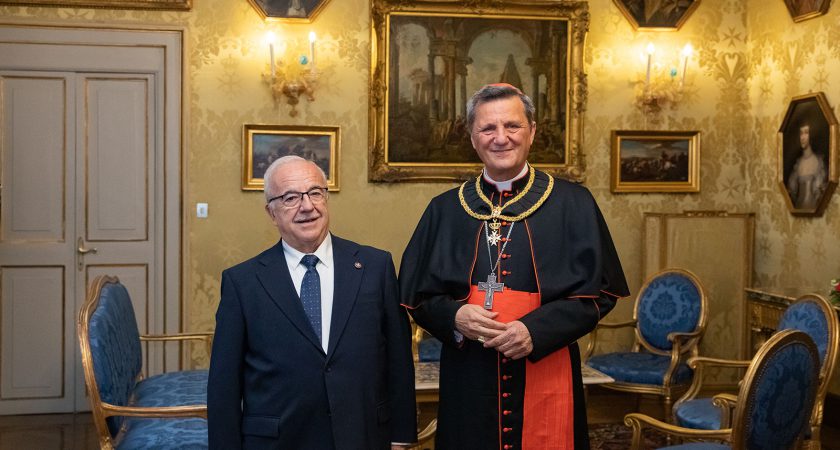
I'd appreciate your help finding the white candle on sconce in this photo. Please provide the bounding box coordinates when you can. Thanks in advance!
[309,31,316,65]
[266,31,277,79]
[680,43,693,88]
[645,43,655,90]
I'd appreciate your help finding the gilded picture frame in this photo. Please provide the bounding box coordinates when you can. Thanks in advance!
[369,0,589,182]
[784,0,831,23]
[0,0,190,9]
[613,0,701,31]
[242,124,340,191]
[610,130,700,193]
[777,92,838,216]
[247,0,332,22]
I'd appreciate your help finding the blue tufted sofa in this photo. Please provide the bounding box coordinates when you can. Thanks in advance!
[78,275,211,449]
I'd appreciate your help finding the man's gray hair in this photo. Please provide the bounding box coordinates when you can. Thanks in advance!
[466,84,536,132]
[263,155,328,202]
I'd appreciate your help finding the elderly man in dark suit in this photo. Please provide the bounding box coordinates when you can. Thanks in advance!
[208,156,417,449]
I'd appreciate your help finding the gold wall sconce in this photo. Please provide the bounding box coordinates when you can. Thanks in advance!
[636,42,693,116]
[262,30,319,117]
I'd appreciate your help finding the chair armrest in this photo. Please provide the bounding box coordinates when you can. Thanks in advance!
[101,403,207,419]
[712,393,738,411]
[140,332,213,352]
[140,332,213,342]
[582,319,637,360]
[624,413,731,450]
[673,356,750,413]
[712,393,739,428]
[687,356,750,370]
[417,418,436,444]
[667,330,702,344]
[597,319,637,329]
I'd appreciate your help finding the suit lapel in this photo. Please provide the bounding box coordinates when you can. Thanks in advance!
[256,241,324,354]
[326,236,364,359]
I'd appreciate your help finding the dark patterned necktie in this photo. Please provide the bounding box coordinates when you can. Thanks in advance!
[300,254,321,343]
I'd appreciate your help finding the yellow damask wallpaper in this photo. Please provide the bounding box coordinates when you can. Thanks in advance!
[1,0,837,376]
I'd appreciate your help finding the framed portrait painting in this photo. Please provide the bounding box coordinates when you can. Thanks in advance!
[778,92,838,216]
[247,0,332,21]
[369,0,589,182]
[242,124,340,191]
[784,0,831,22]
[613,0,701,30]
[610,130,700,193]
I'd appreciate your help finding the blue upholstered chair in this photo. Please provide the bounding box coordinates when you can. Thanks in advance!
[624,329,820,450]
[78,275,211,449]
[672,294,837,448]
[584,269,708,419]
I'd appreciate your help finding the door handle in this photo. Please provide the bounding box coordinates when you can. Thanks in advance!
[77,237,98,255]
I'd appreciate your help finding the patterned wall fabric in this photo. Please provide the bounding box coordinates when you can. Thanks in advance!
[1,0,837,376]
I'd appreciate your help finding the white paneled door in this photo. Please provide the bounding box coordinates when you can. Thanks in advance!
[0,26,183,415]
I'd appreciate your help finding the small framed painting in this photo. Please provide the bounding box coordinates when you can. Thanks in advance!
[610,130,700,193]
[242,124,339,191]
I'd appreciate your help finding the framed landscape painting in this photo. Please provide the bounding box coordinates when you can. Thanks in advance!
[610,130,700,193]
[242,124,340,191]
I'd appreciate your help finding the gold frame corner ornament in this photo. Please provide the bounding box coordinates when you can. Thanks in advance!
[368,0,589,183]
[242,123,340,192]
[0,0,191,10]
[610,129,701,194]
[777,91,838,217]
[612,0,700,31]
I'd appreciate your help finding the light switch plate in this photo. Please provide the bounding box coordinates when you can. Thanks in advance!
[196,203,208,218]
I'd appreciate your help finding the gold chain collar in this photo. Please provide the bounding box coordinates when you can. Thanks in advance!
[458,167,554,222]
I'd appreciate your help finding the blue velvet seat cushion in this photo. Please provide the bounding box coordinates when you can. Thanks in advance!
[587,352,693,385]
[675,398,721,429]
[117,417,207,449]
[418,337,442,362]
[658,444,729,449]
[132,370,209,407]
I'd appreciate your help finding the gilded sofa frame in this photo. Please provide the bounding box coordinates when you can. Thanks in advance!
[78,275,213,449]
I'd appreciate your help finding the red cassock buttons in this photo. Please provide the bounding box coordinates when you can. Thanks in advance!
[503,410,512,415]
[503,427,512,433]
[502,393,510,398]
[504,445,513,449]
[501,357,509,363]
[501,254,510,259]
[501,221,509,226]
[502,270,511,276]
[502,375,512,380]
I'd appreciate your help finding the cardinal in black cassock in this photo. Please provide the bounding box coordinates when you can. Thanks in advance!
[399,84,629,450]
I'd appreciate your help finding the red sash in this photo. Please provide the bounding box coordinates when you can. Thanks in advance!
[468,286,574,450]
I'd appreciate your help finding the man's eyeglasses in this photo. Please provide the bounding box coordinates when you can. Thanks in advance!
[267,187,328,208]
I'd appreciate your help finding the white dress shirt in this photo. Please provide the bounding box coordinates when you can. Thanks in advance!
[282,234,335,351]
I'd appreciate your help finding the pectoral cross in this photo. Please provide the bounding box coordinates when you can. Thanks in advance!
[478,273,504,310]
